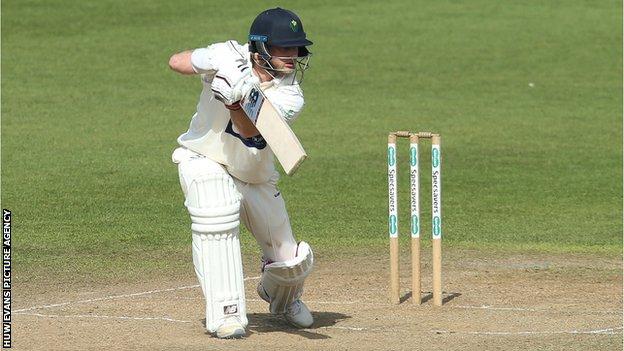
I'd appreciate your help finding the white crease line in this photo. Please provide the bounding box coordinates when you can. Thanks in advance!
[317,325,368,331]
[15,312,192,323]
[14,276,261,313]
[15,312,622,336]
[247,298,374,305]
[157,296,380,308]
[15,279,620,319]
[451,305,621,314]
[163,296,378,305]
[452,305,539,312]
[432,327,624,336]
[163,297,622,315]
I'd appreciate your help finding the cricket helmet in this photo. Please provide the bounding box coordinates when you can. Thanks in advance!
[249,7,313,58]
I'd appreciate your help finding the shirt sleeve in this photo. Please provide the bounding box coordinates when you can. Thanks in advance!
[263,84,305,124]
[191,41,238,74]
[190,47,216,74]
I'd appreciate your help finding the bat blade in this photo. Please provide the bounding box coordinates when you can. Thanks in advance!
[241,85,307,175]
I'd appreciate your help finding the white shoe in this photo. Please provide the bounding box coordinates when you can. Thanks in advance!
[284,300,313,328]
[215,316,246,339]
[258,282,313,328]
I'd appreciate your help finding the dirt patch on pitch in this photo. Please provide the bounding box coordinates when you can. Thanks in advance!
[12,249,623,350]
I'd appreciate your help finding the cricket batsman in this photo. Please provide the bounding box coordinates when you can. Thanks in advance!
[168,8,314,339]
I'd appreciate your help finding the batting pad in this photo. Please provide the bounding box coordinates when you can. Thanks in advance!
[186,172,247,333]
[192,231,247,332]
[260,241,314,314]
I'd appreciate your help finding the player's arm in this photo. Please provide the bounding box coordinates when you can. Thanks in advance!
[229,109,260,138]
[169,47,218,75]
[168,50,196,75]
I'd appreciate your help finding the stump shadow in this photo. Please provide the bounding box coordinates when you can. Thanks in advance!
[401,291,462,305]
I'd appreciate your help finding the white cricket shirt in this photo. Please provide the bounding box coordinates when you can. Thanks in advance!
[177,41,305,184]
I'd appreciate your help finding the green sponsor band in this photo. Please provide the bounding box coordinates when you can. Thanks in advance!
[410,215,419,235]
[432,148,440,167]
[387,146,396,166]
[409,146,417,166]
[389,215,397,235]
[433,216,441,237]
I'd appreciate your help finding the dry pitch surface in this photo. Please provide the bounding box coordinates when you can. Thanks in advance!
[13,249,623,350]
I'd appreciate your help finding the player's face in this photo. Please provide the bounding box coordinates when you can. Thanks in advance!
[268,46,298,72]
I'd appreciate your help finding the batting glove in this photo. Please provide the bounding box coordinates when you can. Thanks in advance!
[211,70,246,105]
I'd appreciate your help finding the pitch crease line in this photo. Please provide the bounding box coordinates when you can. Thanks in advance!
[452,305,539,312]
[14,276,261,313]
[15,312,192,323]
[451,305,621,314]
[16,313,620,335]
[164,297,623,315]
[432,326,623,335]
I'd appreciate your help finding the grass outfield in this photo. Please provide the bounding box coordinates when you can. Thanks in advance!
[2,0,621,279]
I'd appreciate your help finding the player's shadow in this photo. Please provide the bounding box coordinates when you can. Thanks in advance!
[247,311,350,339]
[202,311,351,339]
[400,291,461,304]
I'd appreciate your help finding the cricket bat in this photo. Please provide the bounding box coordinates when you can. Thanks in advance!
[240,84,307,176]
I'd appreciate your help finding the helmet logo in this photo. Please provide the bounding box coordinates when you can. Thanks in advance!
[249,34,268,42]
[290,20,298,32]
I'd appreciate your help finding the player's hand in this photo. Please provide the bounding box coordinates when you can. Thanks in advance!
[212,71,259,110]
[232,75,260,102]
[211,40,262,109]
[211,67,248,106]
[212,73,259,110]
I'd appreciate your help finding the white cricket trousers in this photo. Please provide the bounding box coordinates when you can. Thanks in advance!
[172,147,298,262]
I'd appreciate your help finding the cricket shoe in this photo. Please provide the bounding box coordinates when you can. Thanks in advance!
[215,316,246,339]
[256,282,313,328]
[284,299,313,328]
